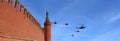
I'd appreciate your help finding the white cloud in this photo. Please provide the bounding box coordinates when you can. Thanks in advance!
[109,13,120,22]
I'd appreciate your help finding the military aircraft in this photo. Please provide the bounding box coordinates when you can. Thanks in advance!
[80,25,86,29]
[76,30,80,32]
[71,34,74,37]
[64,23,69,25]
[53,22,57,24]
[76,25,86,29]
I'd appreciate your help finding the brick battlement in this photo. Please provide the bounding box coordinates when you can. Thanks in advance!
[0,0,45,41]
[0,0,40,27]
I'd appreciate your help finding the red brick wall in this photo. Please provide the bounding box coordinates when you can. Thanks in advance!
[0,1,44,41]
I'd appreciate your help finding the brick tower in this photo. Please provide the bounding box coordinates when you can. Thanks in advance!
[44,10,51,41]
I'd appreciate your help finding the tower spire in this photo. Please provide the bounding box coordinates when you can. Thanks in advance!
[46,10,49,21]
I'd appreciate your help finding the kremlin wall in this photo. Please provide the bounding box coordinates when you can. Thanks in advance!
[0,0,51,41]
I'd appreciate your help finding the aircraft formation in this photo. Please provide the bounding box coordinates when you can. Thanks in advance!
[52,21,86,37]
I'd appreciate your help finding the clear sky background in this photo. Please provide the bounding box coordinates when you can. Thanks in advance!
[19,0,120,41]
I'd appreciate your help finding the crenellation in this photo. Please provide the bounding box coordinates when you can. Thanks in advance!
[27,12,30,17]
[31,16,35,23]
[8,0,14,5]
[33,18,36,23]
[29,14,33,20]
[28,13,32,19]
[1,0,5,3]
[24,8,27,15]
[34,19,37,25]
[24,6,41,27]
[37,21,40,26]
[32,17,40,27]
[27,12,31,19]
[14,0,20,9]
[27,12,34,22]
[0,0,41,27]
[20,4,24,13]
[35,19,40,27]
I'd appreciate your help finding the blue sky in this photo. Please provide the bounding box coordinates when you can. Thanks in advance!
[19,0,120,41]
